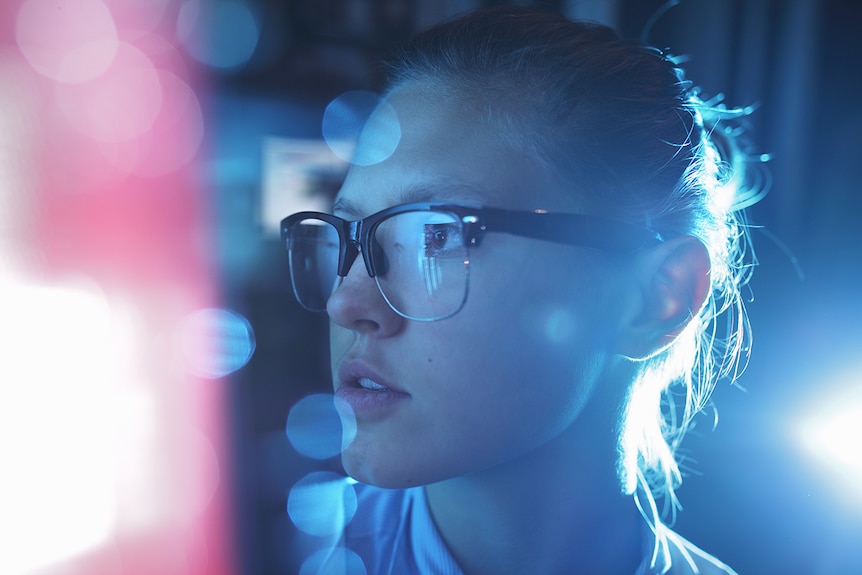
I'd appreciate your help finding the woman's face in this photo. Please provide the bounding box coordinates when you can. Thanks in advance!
[328,82,624,488]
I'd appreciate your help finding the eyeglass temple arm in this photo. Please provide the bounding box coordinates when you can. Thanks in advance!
[478,207,663,251]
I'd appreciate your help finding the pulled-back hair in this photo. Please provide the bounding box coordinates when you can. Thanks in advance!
[386,5,762,536]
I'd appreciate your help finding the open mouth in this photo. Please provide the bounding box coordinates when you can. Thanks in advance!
[335,364,408,417]
[357,377,389,392]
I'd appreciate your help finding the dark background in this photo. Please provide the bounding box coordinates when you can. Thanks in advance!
[212,1,862,573]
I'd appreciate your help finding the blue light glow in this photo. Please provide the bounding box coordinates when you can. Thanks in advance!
[286,393,355,460]
[300,547,367,575]
[287,471,357,537]
[322,91,401,166]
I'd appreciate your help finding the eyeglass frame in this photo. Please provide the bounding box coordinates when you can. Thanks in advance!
[280,201,664,320]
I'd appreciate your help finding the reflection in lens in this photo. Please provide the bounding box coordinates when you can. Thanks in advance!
[322,91,400,166]
[374,211,469,320]
[287,472,357,537]
[289,219,339,312]
[286,393,355,460]
[300,547,367,575]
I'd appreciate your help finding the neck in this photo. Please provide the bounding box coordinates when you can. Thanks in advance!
[424,372,646,575]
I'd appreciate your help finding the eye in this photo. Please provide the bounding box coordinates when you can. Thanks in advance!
[427,225,448,248]
[423,223,461,256]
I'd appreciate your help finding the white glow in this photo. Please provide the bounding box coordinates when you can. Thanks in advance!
[801,386,862,498]
[812,406,862,471]
[16,0,118,84]
[0,282,117,573]
[0,281,172,574]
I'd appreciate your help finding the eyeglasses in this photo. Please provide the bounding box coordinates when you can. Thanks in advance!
[280,202,663,322]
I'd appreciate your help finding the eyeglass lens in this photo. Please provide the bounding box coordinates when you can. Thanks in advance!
[287,210,470,320]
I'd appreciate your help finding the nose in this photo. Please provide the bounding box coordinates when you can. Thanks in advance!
[326,255,405,336]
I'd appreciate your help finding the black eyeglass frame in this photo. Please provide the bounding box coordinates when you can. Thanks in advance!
[280,201,663,282]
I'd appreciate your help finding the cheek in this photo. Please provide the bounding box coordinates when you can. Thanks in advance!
[445,258,616,431]
[423,297,608,460]
[468,253,614,366]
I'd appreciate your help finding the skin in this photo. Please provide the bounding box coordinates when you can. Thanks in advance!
[326,80,710,574]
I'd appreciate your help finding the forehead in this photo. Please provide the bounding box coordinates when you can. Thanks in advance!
[333,81,579,217]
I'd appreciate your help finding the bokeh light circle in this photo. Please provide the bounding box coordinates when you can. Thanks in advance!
[16,0,118,84]
[287,472,357,537]
[55,43,162,143]
[111,71,204,177]
[286,393,356,460]
[111,0,174,38]
[519,304,579,347]
[299,547,367,575]
[322,91,401,166]
[177,0,260,70]
[540,308,576,345]
[181,308,256,379]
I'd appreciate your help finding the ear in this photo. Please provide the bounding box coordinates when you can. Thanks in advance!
[616,236,711,360]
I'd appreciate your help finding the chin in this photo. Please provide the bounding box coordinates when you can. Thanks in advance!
[341,450,391,487]
[341,450,439,489]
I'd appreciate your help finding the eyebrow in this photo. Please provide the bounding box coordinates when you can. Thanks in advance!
[331,197,362,217]
[332,182,492,219]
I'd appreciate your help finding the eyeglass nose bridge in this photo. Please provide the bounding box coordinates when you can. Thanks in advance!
[336,219,377,278]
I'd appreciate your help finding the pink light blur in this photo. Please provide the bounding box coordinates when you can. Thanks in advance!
[2,1,234,574]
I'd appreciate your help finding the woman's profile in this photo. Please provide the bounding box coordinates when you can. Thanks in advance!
[282,5,760,574]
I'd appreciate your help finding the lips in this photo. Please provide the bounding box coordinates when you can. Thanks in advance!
[337,359,404,393]
[335,359,409,418]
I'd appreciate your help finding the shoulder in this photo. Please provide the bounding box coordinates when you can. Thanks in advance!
[663,530,739,575]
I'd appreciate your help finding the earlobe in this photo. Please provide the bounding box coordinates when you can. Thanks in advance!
[616,236,711,360]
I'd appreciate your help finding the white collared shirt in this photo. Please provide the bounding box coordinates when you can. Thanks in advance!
[297,481,739,575]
